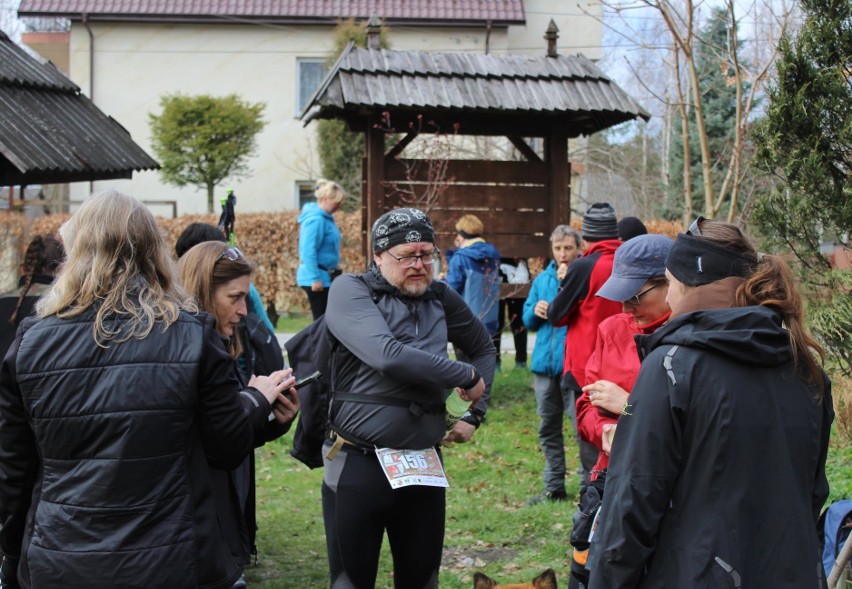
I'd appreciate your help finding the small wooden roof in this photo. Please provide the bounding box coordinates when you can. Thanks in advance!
[0,31,158,185]
[302,43,650,137]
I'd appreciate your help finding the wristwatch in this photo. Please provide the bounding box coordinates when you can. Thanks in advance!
[460,409,483,429]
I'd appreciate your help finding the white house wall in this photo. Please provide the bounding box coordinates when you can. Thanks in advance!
[64,1,602,214]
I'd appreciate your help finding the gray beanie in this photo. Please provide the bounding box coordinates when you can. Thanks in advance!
[582,203,619,241]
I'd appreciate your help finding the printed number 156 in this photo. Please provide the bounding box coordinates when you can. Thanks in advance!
[400,453,427,470]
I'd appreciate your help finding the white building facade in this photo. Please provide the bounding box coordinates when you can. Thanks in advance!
[20,1,602,214]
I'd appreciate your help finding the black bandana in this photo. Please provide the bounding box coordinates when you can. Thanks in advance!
[666,233,756,286]
[457,229,480,240]
[371,208,435,253]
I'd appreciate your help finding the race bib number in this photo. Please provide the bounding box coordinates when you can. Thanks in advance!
[375,447,449,489]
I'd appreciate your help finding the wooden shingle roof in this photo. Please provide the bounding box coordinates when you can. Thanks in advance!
[18,0,525,26]
[303,44,650,137]
[0,31,158,186]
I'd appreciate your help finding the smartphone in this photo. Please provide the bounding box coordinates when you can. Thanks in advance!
[269,370,322,422]
[292,370,322,390]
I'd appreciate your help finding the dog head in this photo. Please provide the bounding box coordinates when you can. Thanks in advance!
[473,568,557,589]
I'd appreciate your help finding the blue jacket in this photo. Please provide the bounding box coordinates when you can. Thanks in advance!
[446,239,501,335]
[296,202,341,287]
[522,260,566,377]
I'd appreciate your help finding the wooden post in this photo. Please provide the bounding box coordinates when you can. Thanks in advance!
[364,114,385,262]
[546,128,570,228]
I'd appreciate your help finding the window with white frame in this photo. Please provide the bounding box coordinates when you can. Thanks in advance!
[296,181,315,210]
[297,59,327,115]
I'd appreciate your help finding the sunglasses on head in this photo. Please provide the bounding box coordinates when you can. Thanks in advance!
[216,246,243,262]
[686,216,713,237]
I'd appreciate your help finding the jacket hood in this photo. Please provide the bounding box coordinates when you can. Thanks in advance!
[298,201,331,223]
[455,240,501,262]
[637,305,792,367]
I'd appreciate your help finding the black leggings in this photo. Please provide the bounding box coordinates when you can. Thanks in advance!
[322,445,445,589]
[302,286,329,320]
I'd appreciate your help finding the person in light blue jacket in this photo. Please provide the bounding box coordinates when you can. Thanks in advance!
[522,224,583,505]
[296,179,345,319]
[446,214,502,337]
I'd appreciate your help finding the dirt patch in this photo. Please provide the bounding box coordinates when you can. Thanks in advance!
[441,544,518,571]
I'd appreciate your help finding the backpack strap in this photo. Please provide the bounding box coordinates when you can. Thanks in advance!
[332,392,444,416]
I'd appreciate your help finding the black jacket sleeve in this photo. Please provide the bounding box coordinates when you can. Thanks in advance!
[196,316,273,470]
[812,373,834,522]
[0,322,38,561]
[546,253,596,327]
[588,349,682,588]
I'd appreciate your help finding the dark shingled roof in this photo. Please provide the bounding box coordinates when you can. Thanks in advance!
[0,31,158,186]
[18,0,525,26]
[302,45,650,137]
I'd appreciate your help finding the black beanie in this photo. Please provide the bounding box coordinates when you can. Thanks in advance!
[617,216,648,241]
[582,203,618,241]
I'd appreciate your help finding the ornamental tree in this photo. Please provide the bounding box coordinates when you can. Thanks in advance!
[149,94,266,213]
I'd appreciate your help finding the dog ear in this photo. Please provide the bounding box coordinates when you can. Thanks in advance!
[473,571,497,589]
[533,568,558,589]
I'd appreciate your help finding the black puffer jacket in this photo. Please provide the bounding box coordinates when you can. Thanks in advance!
[589,305,833,589]
[0,309,274,589]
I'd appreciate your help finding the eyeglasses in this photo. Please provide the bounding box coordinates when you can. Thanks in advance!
[625,283,660,306]
[383,248,441,268]
[686,216,711,237]
[216,246,243,262]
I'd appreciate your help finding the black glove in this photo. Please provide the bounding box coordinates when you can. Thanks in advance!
[0,556,19,589]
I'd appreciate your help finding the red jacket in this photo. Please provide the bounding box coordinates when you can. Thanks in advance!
[577,311,670,479]
[546,239,622,388]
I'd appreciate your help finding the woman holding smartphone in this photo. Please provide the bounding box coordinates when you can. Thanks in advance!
[0,192,294,589]
[179,241,300,589]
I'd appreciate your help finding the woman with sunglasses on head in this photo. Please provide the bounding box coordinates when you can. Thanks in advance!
[567,234,673,589]
[179,242,300,589]
[0,192,295,589]
[589,218,833,589]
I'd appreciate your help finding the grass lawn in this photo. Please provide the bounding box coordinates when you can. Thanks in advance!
[275,313,313,334]
[247,364,852,588]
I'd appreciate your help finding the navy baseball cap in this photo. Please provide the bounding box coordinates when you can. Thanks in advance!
[597,234,674,302]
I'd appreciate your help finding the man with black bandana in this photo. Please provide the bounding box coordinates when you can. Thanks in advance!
[320,208,496,589]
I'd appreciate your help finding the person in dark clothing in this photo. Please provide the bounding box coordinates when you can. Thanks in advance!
[0,235,63,358]
[322,208,496,589]
[179,242,299,589]
[0,191,295,589]
[589,218,833,589]
[547,203,622,484]
[218,188,237,242]
[496,257,530,369]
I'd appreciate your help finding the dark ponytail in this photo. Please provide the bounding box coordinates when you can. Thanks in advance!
[9,235,64,326]
[698,221,825,396]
